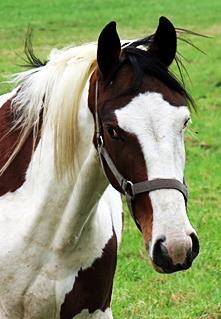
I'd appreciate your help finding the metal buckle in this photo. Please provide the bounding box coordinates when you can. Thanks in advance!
[97,135,103,148]
[122,180,134,199]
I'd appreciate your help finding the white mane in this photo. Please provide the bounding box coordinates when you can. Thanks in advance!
[1,43,97,178]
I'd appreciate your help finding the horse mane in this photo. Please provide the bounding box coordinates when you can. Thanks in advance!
[22,30,47,68]
[1,41,97,179]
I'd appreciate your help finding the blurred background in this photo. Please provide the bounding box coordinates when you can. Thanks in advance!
[0,1,220,318]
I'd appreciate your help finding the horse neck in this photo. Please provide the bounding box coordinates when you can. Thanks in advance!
[18,82,108,250]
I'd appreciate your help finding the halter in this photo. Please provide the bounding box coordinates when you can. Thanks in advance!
[94,81,188,231]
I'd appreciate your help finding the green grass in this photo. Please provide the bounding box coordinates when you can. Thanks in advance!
[0,1,221,318]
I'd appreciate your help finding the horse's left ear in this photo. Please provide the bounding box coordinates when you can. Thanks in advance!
[149,16,177,67]
[97,21,121,79]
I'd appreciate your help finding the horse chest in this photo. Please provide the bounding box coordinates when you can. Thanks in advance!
[0,191,117,319]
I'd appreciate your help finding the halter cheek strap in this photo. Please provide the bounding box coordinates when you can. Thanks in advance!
[94,81,188,231]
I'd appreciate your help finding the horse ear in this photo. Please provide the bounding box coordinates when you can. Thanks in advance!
[97,21,121,79]
[149,16,177,67]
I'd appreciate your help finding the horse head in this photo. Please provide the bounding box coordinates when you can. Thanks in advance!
[89,17,199,274]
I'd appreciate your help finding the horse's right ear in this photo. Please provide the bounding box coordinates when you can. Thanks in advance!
[148,16,177,67]
[97,21,121,79]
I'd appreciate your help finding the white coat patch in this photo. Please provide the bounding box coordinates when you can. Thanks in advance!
[0,88,18,108]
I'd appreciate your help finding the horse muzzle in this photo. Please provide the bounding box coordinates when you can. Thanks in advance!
[150,232,199,274]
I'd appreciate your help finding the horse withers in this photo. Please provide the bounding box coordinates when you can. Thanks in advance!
[0,17,199,318]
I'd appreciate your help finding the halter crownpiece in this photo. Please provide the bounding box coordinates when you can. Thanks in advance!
[94,81,188,230]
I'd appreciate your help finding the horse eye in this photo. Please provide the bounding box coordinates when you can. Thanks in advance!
[107,127,120,139]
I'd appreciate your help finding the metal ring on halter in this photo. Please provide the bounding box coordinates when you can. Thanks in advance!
[97,135,104,147]
[121,180,135,199]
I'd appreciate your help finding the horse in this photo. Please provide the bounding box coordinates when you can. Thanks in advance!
[0,16,199,319]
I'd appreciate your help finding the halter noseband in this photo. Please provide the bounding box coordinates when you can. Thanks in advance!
[94,81,188,231]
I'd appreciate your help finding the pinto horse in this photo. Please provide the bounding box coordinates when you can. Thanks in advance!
[0,17,199,319]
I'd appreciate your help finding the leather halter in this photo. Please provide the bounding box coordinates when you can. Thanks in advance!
[94,81,188,231]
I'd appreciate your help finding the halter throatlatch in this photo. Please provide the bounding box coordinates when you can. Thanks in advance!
[94,81,188,231]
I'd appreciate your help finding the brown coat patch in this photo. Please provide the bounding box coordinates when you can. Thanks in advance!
[60,232,117,318]
[0,99,39,196]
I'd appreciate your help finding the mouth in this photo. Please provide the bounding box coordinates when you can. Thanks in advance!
[151,258,193,274]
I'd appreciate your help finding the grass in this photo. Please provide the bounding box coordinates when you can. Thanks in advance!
[0,1,221,318]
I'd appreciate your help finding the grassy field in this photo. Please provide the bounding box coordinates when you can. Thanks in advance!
[0,1,221,318]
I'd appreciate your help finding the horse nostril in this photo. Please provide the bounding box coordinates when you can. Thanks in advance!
[190,233,200,259]
[152,236,171,269]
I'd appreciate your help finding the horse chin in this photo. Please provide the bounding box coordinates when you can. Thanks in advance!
[151,261,175,274]
[151,262,165,273]
[150,258,193,274]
